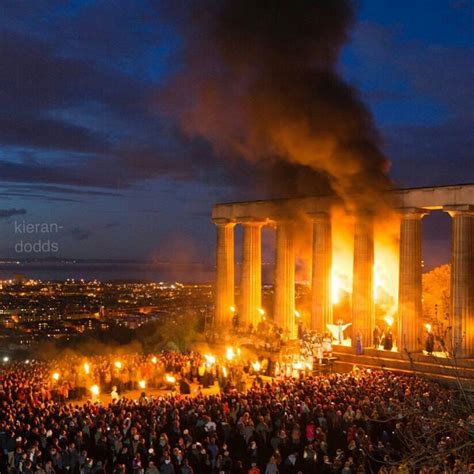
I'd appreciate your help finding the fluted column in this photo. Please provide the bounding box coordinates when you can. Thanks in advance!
[240,221,263,331]
[310,212,333,333]
[398,208,426,352]
[447,206,474,357]
[213,219,235,327]
[352,212,374,348]
[274,221,296,339]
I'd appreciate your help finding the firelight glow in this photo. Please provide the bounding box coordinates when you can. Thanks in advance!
[384,315,394,327]
[226,347,235,361]
[165,374,176,384]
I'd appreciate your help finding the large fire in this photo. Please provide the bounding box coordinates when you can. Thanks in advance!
[329,208,400,319]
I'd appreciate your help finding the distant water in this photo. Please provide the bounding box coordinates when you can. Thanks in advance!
[0,262,215,283]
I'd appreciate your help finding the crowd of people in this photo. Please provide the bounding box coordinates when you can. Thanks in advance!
[0,352,472,474]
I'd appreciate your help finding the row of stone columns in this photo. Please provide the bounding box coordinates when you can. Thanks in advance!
[214,205,474,356]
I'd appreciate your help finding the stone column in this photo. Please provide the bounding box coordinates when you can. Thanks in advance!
[240,221,263,331]
[447,206,474,357]
[398,208,426,352]
[213,219,235,327]
[310,212,333,333]
[274,221,296,339]
[352,212,374,348]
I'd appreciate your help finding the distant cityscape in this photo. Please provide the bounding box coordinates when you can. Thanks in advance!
[0,276,213,350]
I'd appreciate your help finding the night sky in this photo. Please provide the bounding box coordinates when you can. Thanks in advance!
[0,0,472,269]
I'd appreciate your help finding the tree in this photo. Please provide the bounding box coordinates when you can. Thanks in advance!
[422,263,450,333]
[139,311,199,353]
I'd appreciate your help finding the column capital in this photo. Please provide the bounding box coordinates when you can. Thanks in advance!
[272,213,296,224]
[397,207,429,219]
[236,217,266,226]
[443,205,474,218]
[212,218,235,226]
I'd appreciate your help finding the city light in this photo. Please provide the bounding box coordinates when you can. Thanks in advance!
[3,356,9,363]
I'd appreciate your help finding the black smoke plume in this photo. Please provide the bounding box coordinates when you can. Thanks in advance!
[162,0,391,206]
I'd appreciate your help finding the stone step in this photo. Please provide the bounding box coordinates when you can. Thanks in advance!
[332,345,474,368]
[332,353,474,389]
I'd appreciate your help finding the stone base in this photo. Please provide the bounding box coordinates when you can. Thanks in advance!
[332,345,474,388]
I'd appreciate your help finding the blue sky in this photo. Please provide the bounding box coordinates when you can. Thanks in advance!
[0,0,472,269]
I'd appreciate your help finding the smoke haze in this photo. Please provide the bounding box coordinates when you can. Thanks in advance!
[162,0,392,206]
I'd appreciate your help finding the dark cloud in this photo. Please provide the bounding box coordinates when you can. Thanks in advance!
[0,26,204,193]
[104,222,119,229]
[0,208,27,219]
[0,117,106,153]
[386,118,474,187]
[0,191,82,203]
[349,21,474,186]
[0,184,123,198]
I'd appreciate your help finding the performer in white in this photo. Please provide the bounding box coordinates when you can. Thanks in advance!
[326,321,351,345]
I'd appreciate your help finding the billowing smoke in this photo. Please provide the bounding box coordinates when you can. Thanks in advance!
[162,0,391,206]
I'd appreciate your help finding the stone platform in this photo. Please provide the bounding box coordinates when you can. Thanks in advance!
[331,345,474,388]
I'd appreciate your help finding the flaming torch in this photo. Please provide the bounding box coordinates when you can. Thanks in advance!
[138,380,146,389]
[114,361,122,370]
[52,372,60,381]
[83,362,90,375]
[226,347,235,361]
[165,374,176,383]
[204,354,216,366]
[251,361,261,373]
[90,385,100,396]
